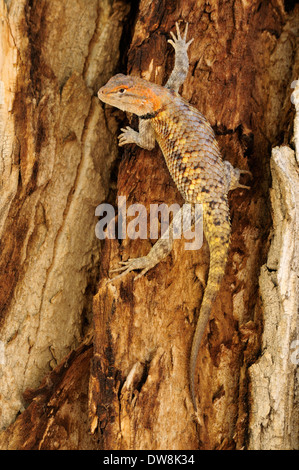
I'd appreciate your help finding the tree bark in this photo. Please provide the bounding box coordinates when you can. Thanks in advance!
[0,0,130,448]
[0,0,298,450]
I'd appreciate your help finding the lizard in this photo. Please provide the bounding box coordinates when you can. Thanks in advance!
[97,22,251,416]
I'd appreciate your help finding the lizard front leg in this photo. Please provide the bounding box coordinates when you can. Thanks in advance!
[118,117,156,150]
[165,22,194,93]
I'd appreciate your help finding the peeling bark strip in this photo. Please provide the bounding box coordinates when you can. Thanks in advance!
[0,0,298,451]
[249,143,299,450]
[247,77,299,451]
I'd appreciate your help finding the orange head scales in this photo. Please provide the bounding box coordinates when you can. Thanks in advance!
[98,74,171,117]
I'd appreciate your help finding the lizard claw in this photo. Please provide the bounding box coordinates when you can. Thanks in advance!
[239,169,252,178]
[168,21,194,51]
[108,256,152,283]
[235,169,252,190]
[118,126,137,146]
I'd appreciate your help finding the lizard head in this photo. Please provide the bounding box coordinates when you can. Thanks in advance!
[98,74,168,116]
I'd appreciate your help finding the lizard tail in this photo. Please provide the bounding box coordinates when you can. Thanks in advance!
[189,204,230,413]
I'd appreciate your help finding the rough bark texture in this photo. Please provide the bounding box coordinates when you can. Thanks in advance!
[0,0,298,451]
[249,144,299,450]
[248,79,299,449]
[0,0,130,445]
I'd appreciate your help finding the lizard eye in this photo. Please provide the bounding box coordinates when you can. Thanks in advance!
[119,88,126,94]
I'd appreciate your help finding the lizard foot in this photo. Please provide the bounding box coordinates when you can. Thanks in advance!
[168,21,194,53]
[108,255,155,283]
[118,126,138,146]
[235,169,252,189]
[224,161,252,191]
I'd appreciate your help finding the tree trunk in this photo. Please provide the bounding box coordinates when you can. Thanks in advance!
[0,0,298,450]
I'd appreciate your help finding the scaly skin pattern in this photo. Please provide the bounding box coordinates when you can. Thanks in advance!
[98,23,250,417]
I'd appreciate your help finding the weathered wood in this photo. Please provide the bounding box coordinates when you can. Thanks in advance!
[0,333,96,450]
[0,0,298,450]
[249,92,299,450]
[0,0,130,432]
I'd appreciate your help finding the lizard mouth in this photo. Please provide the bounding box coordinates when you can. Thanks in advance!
[97,87,114,106]
[97,85,113,98]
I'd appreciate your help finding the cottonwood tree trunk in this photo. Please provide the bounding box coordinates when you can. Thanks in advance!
[0,0,298,450]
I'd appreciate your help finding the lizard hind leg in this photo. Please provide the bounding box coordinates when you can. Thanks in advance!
[108,255,154,282]
[107,237,172,283]
[107,216,177,283]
